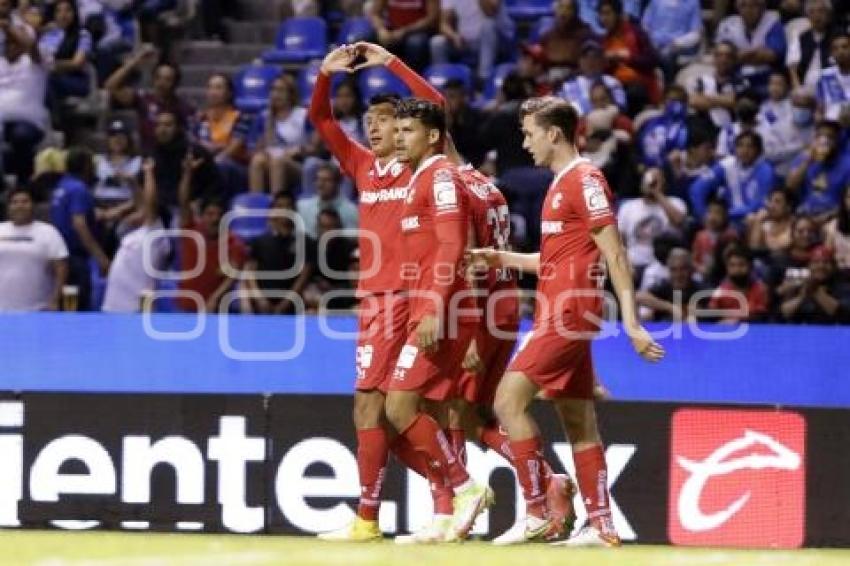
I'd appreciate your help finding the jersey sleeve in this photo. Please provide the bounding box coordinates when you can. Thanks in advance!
[308,71,372,179]
[570,168,616,230]
[387,57,445,106]
[426,169,469,316]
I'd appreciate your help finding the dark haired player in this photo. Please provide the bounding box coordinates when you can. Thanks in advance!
[311,43,450,542]
[388,98,492,543]
[471,97,664,546]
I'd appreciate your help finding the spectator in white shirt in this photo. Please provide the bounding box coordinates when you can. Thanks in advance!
[0,187,68,311]
[687,41,750,129]
[429,0,514,84]
[0,26,48,182]
[758,71,809,176]
[102,159,171,312]
[787,0,834,93]
[296,163,358,239]
[618,167,688,274]
[94,120,142,209]
[816,32,850,127]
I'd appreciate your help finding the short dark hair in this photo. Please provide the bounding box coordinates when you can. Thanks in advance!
[368,93,402,108]
[769,186,797,209]
[200,195,226,213]
[520,97,580,145]
[65,147,94,178]
[735,130,763,154]
[318,207,342,224]
[154,61,182,87]
[706,195,729,213]
[316,162,341,183]
[272,192,294,209]
[724,246,752,265]
[6,186,33,203]
[395,98,446,135]
[815,120,842,138]
[598,0,623,14]
[665,84,688,100]
[831,30,850,46]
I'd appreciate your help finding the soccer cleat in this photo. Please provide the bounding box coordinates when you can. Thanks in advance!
[492,515,551,546]
[544,474,578,541]
[317,516,382,542]
[451,482,495,539]
[395,515,457,544]
[551,524,621,547]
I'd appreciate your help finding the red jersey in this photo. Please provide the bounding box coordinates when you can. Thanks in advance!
[537,158,616,332]
[386,0,429,30]
[400,154,473,324]
[308,58,444,296]
[458,164,519,326]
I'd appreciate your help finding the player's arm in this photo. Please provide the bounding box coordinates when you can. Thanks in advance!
[354,42,445,106]
[469,248,540,274]
[591,224,664,362]
[308,48,371,177]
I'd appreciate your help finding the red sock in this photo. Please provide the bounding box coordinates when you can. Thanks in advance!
[401,413,470,490]
[356,428,389,521]
[448,428,467,466]
[480,423,513,463]
[510,436,549,519]
[390,435,453,515]
[574,444,615,534]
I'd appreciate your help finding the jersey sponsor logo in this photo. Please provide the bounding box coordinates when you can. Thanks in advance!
[541,221,564,234]
[668,409,805,549]
[390,162,403,177]
[359,187,408,204]
[582,175,610,216]
[434,168,452,183]
[552,193,564,210]
[434,181,458,209]
[400,216,420,231]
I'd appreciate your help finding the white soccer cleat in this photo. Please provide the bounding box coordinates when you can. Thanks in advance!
[394,515,458,544]
[451,482,495,539]
[551,524,621,547]
[492,515,551,546]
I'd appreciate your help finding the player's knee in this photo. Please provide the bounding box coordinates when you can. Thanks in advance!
[384,395,414,431]
[493,389,520,425]
[353,392,384,429]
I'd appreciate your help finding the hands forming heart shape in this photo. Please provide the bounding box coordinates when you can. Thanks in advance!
[320,42,395,75]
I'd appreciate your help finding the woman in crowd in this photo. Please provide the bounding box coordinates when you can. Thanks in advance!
[39,0,93,104]
[248,75,309,195]
[824,184,850,276]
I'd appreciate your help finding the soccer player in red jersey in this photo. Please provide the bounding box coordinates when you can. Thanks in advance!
[448,153,578,540]
[472,98,664,546]
[388,98,493,543]
[310,43,450,542]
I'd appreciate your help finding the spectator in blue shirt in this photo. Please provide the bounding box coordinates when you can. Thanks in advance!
[787,121,850,220]
[690,131,776,224]
[636,84,689,169]
[49,147,109,311]
[641,0,703,80]
[716,0,786,97]
[39,0,93,104]
[816,32,850,128]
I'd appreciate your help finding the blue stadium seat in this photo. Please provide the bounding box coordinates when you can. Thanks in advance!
[298,61,348,106]
[234,65,281,113]
[505,0,554,20]
[263,17,327,64]
[424,63,473,93]
[483,62,517,101]
[229,193,273,242]
[358,67,411,101]
[528,16,555,42]
[336,17,374,46]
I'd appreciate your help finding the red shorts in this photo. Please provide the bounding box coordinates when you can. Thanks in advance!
[457,324,518,405]
[507,325,595,399]
[355,293,409,393]
[389,320,476,401]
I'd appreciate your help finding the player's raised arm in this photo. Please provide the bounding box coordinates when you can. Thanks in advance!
[308,46,371,176]
[353,42,445,106]
[591,224,665,362]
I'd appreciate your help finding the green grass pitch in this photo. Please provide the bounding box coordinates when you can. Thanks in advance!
[1,531,849,566]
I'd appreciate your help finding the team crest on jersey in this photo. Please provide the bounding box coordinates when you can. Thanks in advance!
[552,193,564,209]
[582,174,609,214]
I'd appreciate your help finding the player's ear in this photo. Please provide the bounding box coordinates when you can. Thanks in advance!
[546,126,560,144]
[428,128,441,146]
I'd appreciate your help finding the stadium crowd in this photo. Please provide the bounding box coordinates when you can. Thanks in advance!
[0,0,849,324]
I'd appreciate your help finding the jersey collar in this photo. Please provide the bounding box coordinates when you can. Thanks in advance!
[408,153,446,186]
[374,157,399,178]
[552,156,591,188]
